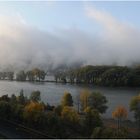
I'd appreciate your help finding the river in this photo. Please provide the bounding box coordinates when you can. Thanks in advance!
[0,79,139,121]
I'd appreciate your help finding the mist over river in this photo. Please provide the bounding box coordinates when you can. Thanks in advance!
[0,79,139,121]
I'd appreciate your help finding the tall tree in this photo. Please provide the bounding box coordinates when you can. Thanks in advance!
[18,89,26,105]
[61,92,73,107]
[87,92,108,114]
[16,70,26,81]
[80,89,90,111]
[112,106,127,130]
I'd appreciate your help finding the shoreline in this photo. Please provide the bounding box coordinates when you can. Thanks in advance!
[0,79,140,89]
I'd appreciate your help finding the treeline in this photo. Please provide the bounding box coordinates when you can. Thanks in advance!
[0,72,14,80]
[54,65,140,86]
[0,89,139,138]
[0,68,46,81]
[16,68,46,81]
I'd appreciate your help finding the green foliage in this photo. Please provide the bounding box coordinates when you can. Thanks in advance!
[30,90,41,102]
[61,92,73,106]
[11,104,24,121]
[18,89,27,105]
[0,94,10,102]
[10,94,17,104]
[16,70,26,81]
[57,65,140,87]
[0,89,134,138]
[84,107,102,136]
[88,91,108,113]
[79,90,108,113]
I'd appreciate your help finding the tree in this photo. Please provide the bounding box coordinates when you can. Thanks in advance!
[84,107,102,136]
[112,106,127,130]
[87,92,108,114]
[75,94,80,113]
[61,92,73,107]
[30,90,41,102]
[31,68,46,81]
[26,70,34,81]
[0,94,10,102]
[11,104,24,122]
[6,72,14,80]
[18,89,26,105]
[32,68,40,81]
[80,89,90,111]
[16,70,26,81]
[10,94,17,104]
[54,105,63,116]
[23,101,45,126]
[61,106,79,124]
[40,70,46,81]
[130,94,140,129]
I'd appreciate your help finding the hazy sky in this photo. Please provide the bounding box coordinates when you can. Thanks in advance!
[0,1,140,70]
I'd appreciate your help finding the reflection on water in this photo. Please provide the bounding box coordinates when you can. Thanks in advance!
[0,80,139,120]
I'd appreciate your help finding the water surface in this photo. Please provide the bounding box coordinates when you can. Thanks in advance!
[0,80,139,120]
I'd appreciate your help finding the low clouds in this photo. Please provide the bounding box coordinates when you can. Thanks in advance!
[0,5,140,71]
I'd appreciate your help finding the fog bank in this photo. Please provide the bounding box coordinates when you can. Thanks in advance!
[0,6,140,71]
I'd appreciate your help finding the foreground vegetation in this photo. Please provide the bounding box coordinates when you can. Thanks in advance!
[0,89,140,138]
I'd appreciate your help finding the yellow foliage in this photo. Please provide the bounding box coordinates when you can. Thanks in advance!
[24,101,44,113]
[80,89,90,110]
[112,105,127,119]
[61,91,73,106]
[23,101,45,122]
[61,106,79,123]
[84,106,92,113]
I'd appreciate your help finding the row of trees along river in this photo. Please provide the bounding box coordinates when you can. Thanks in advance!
[0,89,140,138]
[1,65,140,86]
[55,65,140,87]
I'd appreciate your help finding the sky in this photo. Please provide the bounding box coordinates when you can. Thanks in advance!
[0,1,140,71]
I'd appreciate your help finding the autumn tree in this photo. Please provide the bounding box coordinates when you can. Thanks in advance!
[61,106,79,124]
[112,105,127,130]
[23,101,45,126]
[61,92,73,107]
[54,105,63,116]
[80,89,90,111]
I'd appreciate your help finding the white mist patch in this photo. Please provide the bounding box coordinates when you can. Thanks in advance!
[0,6,140,71]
